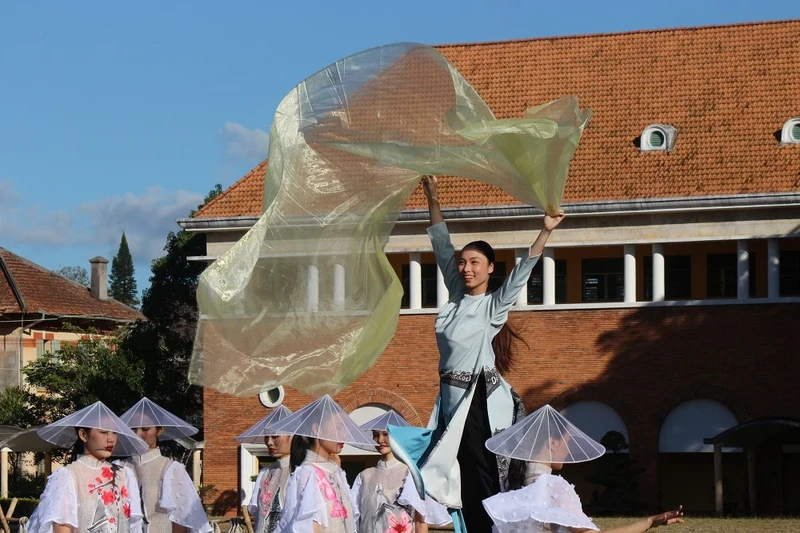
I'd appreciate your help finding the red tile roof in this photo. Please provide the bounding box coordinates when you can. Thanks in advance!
[195,20,800,219]
[0,247,143,322]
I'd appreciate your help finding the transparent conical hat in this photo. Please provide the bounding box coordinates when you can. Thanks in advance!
[358,410,410,431]
[119,397,198,440]
[235,405,293,443]
[264,395,376,447]
[351,409,411,451]
[485,404,605,463]
[37,401,149,456]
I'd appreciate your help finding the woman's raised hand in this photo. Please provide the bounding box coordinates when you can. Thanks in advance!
[422,175,438,201]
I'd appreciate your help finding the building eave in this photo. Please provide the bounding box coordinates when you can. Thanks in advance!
[176,191,800,232]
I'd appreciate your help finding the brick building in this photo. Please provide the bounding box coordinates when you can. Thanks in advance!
[179,20,800,516]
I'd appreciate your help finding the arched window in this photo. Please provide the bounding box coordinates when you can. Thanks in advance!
[659,399,737,453]
[561,401,629,451]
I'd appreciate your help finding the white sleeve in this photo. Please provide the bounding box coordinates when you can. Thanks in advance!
[249,469,267,517]
[124,467,144,533]
[26,468,78,533]
[275,466,326,533]
[349,473,363,526]
[158,462,212,533]
[397,472,451,527]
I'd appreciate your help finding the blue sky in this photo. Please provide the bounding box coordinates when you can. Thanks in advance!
[1,1,798,296]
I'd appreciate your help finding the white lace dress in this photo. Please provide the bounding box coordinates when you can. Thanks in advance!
[119,448,211,533]
[350,458,451,533]
[27,456,143,533]
[248,456,291,533]
[276,452,355,533]
[483,465,598,533]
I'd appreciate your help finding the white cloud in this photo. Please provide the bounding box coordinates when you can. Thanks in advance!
[220,122,270,162]
[0,187,204,267]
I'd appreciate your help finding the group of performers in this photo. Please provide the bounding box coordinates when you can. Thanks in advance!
[27,176,684,533]
[28,398,210,533]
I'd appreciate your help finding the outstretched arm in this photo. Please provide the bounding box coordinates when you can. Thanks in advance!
[530,210,564,258]
[570,506,684,533]
[423,176,444,226]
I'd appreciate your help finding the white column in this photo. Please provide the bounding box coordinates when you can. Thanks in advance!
[515,249,529,306]
[333,263,345,311]
[436,266,448,308]
[192,449,202,488]
[239,445,256,506]
[543,248,556,305]
[652,244,665,302]
[737,240,750,300]
[409,253,422,310]
[768,238,780,298]
[1,448,8,498]
[624,244,636,303]
[307,264,319,312]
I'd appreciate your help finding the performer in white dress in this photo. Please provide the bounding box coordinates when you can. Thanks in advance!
[238,406,294,533]
[27,401,147,533]
[482,405,684,533]
[268,395,376,533]
[350,411,451,533]
[118,397,211,533]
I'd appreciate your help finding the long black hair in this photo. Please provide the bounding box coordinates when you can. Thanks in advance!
[70,427,90,463]
[289,435,317,471]
[462,240,528,375]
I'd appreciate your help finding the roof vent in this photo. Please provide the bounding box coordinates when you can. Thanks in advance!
[781,118,800,145]
[640,124,677,152]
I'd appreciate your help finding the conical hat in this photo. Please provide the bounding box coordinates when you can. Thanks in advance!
[235,406,293,443]
[485,404,605,463]
[119,397,198,440]
[37,401,149,456]
[264,395,375,447]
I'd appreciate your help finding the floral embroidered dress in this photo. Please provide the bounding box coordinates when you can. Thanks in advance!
[276,452,355,533]
[119,449,211,533]
[350,458,451,533]
[28,456,143,533]
[248,456,291,533]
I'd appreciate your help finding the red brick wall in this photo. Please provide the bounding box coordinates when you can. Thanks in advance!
[203,303,800,512]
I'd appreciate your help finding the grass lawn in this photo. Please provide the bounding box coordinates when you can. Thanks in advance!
[593,516,800,532]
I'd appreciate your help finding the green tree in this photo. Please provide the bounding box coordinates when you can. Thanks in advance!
[56,265,89,286]
[109,233,140,307]
[0,386,45,428]
[23,328,145,422]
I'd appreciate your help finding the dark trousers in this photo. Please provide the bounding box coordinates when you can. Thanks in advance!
[456,374,500,533]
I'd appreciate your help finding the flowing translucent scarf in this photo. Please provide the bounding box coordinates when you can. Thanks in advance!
[189,43,590,397]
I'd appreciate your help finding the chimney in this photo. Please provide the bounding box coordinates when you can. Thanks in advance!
[89,256,109,300]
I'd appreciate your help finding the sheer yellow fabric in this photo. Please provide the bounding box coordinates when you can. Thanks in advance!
[189,43,590,397]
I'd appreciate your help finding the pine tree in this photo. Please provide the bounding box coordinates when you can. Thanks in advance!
[109,232,140,307]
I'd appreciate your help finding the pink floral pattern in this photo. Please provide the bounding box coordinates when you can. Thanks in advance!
[313,466,348,519]
[385,512,412,533]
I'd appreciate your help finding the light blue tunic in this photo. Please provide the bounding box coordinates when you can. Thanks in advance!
[428,222,540,432]
[418,222,539,508]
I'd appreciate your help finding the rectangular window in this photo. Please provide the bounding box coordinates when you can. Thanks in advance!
[582,258,624,302]
[528,259,568,304]
[402,263,440,308]
[643,255,692,301]
[707,254,736,298]
[706,253,757,298]
[780,250,800,296]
